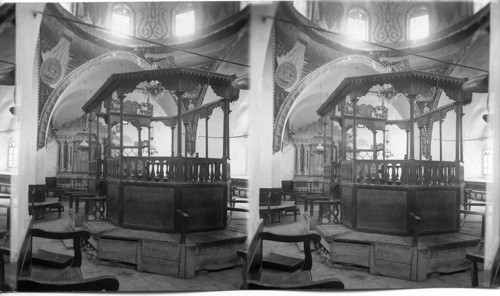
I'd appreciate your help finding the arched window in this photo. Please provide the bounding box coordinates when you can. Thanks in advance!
[8,142,18,168]
[293,0,308,18]
[483,149,493,176]
[408,6,429,40]
[174,4,195,37]
[347,8,369,41]
[111,4,133,36]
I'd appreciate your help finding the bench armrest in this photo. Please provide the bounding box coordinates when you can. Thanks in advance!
[30,229,90,268]
[247,278,344,290]
[17,276,119,292]
[260,232,320,271]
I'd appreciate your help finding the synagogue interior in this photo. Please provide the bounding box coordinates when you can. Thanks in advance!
[0,0,499,292]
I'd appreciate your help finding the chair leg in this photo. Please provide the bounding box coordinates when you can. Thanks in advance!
[471,261,479,287]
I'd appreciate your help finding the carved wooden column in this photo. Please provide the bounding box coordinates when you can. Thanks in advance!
[96,109,100,160]
[409,95,416,160]
[418,126,423,161]
[455,103,461,162]
[323,118,327,163]
[118,94,125,158]
[459,103,464,162]
[106,97,112,158]
[372,130,377,160]
[222,99,230,159]
[171,126,175,157]
[176,91,184,157]
[439,117,443,161]
[405,129,410,159]
[330,116,335,162]
[382,129,386,160]
[147,126,151,157]
[88,114,92,162]
[184,121,189,157]
[137,126,142,157]
[206,111,209,158]
[352,97,358,160]
[341,100,346,161]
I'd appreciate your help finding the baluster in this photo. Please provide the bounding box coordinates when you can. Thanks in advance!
[215,161,221,181]
[158,160,164,182]
[395,163,401,184]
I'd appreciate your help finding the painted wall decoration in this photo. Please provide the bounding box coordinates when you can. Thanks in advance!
[373,2,403,43]
[272,3,379,153]
[75,2,109,27]
[275,36,309,91]
[313,1,344,32]
[137,2,169,39]
[40,35,71,88]
[37,3,248,150]
[201,1,238,25]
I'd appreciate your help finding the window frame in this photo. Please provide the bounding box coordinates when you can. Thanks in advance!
[7,141,18,168]
[172,3,196,37]
[110,4,134,37]
[407,5,430,41]
[346,6,370,42]
[482,148,493,176]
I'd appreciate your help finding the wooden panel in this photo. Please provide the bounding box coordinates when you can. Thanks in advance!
[371,243,412,281]
[141,256,179,277]
[107,182,119,224]
[98,238,137,264]
[259,188,281,206]
[195,241,246,271]
[141,240,179,261]
[356,188,407,232]
[182,187,224,231]
[123,185,174,231]
[330,241,370,267]
[341,186,352,225]
[415,190,458,232]
[426,246,473,274]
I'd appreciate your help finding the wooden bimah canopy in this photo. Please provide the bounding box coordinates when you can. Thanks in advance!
[82,67,239,233]
[317,71,469,236]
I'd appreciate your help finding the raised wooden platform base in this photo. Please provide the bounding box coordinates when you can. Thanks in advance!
[80,219,247,279]
[314,221,481,282]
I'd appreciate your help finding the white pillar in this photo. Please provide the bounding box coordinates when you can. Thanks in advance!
[248,3,279,237]
[12,3,46,260]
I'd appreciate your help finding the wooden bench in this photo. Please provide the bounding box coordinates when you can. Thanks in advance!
[467,245,500,288]
[28,185,63,220]
[259,188,299,224]
[237,220,344,289]
[15,228,119,292]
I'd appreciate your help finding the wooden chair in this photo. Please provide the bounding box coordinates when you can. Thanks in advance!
[467,245,500,288]
[16,229,119,292]
[28,185,63,220]
[237,220,344,290]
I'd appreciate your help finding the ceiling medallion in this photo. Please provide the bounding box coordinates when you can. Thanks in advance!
[275,61,298,89]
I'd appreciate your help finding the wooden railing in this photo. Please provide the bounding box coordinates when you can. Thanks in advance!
[331,162,341,183]
[88,159,107,179]
[106,156,228,183]
[340,160,462,186]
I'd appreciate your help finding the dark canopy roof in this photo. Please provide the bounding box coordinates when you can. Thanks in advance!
[317,70,469,116]
[82,67,239,112]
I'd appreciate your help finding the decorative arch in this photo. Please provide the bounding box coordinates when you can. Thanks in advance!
[273,55,389,152]
[37,51,152,149]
